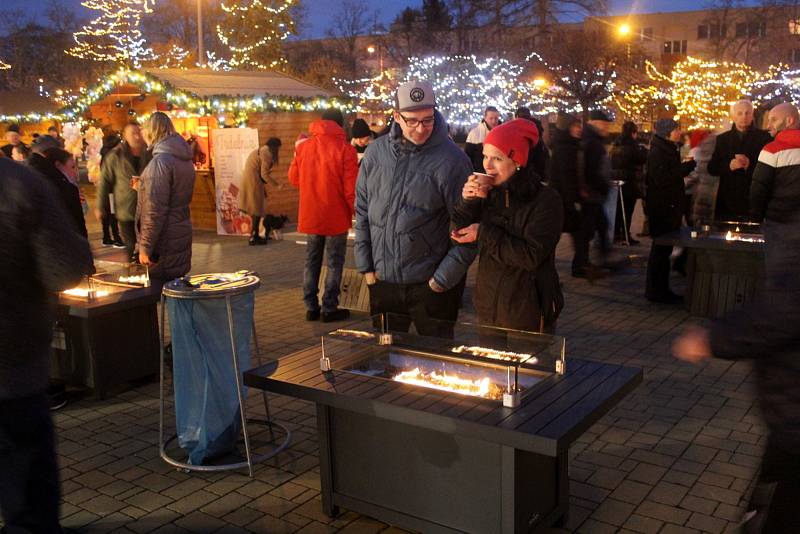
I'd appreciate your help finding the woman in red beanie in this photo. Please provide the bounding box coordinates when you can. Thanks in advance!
[452,118,565,333]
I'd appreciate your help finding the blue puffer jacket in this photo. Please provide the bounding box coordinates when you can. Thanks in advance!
[355,110,476,289]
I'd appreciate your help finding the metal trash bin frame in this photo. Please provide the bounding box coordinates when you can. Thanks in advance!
[158,273,291,477]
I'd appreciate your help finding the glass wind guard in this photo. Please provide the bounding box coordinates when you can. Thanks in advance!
[320,314,566,406]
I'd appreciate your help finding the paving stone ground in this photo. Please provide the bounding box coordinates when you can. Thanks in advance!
[14,209,766,533]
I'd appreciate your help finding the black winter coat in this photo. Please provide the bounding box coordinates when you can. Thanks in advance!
[710,214,800,450]
[581,124,611,204]
[453,172,564,332]
[28,152,88,239]
[707,125,772,221]
[645,135,695,237]
[0,159,93,400]
[548,128,582,232]
[611,135,647,197]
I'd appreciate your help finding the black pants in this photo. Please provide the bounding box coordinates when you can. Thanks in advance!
[119,220,136,261]
[742,438,800,533]
[572,203,609,273]
[0,393,61,533]
[368,279,464,338]
[645,241,674,298]
[101,211,121,242]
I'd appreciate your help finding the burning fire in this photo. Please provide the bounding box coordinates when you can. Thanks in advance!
[63,288,109,298]
[119,274,149,285]
[393,367,504,400]
[451,345,536,364]
[724,231,764,243]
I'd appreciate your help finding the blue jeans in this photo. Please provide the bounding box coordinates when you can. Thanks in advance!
[303,233,347,313]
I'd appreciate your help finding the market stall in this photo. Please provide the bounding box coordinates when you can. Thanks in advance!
[244,315,642,533]
[57,68,348,230]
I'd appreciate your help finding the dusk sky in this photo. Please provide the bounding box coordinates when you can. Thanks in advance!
[5,0,720,39]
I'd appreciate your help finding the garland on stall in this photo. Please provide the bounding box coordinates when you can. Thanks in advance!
[0,67,354,124]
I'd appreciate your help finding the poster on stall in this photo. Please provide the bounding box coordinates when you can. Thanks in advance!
[211,127,259,236]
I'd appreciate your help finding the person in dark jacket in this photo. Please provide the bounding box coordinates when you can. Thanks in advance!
[1,123,27,159]
[673,211,800,532]
[548,113,583,268]
[28,139,89,239]
[707,100,772,222]
[136,112,195,284]
[645,119,696,302]
[96,122,150,261]
[0,157,93,534]
[350,118,373,164]
[355,81,476,337]
[464,106,500,172]
[611,121,648,244]
[573,110,613,278]
[452,119,564,333]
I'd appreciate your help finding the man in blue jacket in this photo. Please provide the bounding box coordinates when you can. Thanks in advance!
[355,80,476,336]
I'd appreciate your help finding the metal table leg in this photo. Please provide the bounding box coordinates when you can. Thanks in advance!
[618,181,630,246]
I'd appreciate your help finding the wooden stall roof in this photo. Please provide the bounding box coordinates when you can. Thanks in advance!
[144,69,334,99]
[0,88,59,115]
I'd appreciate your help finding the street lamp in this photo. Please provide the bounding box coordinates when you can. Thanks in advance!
[618,23,631,37]
[367,44,383,72]
[617,23,632,64]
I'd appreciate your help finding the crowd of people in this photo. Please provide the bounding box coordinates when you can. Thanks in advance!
[3,76,800,532]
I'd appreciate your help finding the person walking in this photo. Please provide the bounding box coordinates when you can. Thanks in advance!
[644,119,696,303]
[95,122,149,262]
[0,157,93,534]
[452,119,564,333]
[464,106,501,172]
[573,110,613,277]
[707,100,772,222]
[611,121,648,245]
[240,137,282,246]
[136,112,195,285]
[354,81,476,336]
[548,113,585,273]
[289,109,358,322]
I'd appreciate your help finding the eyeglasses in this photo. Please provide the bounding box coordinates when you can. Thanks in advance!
[398,113,435,128]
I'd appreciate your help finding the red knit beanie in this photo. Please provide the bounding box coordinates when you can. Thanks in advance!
[484,118,540,167]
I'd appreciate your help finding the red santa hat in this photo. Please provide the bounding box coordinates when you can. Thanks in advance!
[484,118,540,167]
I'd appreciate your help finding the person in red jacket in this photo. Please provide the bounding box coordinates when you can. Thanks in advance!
[289,108,359,322]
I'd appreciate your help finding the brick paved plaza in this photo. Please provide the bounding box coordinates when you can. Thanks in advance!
[42,216,761,534]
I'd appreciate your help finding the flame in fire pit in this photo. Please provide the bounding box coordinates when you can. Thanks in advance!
[393,367,504,399]
[724,230,764,243]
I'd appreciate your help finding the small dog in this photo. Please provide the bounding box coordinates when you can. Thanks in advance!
[263,214,289,241]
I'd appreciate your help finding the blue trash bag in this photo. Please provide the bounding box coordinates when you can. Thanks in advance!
[167,293,254,465]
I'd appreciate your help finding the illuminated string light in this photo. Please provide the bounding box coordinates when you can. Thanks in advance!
[525,52,617,115]
[334,70,398,115]
[216,0,296,70]
[646,57,760,130]
[748,63,800,108]
[0,67,355,124]
[67,0,155,67]
[0,58,10,70]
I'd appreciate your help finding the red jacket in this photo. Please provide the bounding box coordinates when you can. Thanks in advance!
[289,120,358,235]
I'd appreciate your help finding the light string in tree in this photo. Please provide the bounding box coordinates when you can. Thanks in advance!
[216,0,295,70]
[67,0,155,67]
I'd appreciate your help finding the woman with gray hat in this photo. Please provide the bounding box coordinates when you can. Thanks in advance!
[645,118,696,303]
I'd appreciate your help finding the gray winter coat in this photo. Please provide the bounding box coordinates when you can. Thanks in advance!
[354,110,476,289]
[136,133,195,281]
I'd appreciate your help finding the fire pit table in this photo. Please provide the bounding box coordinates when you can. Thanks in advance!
[53,263,161,399]
[655,222,765,318]
[244,315,642,533]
